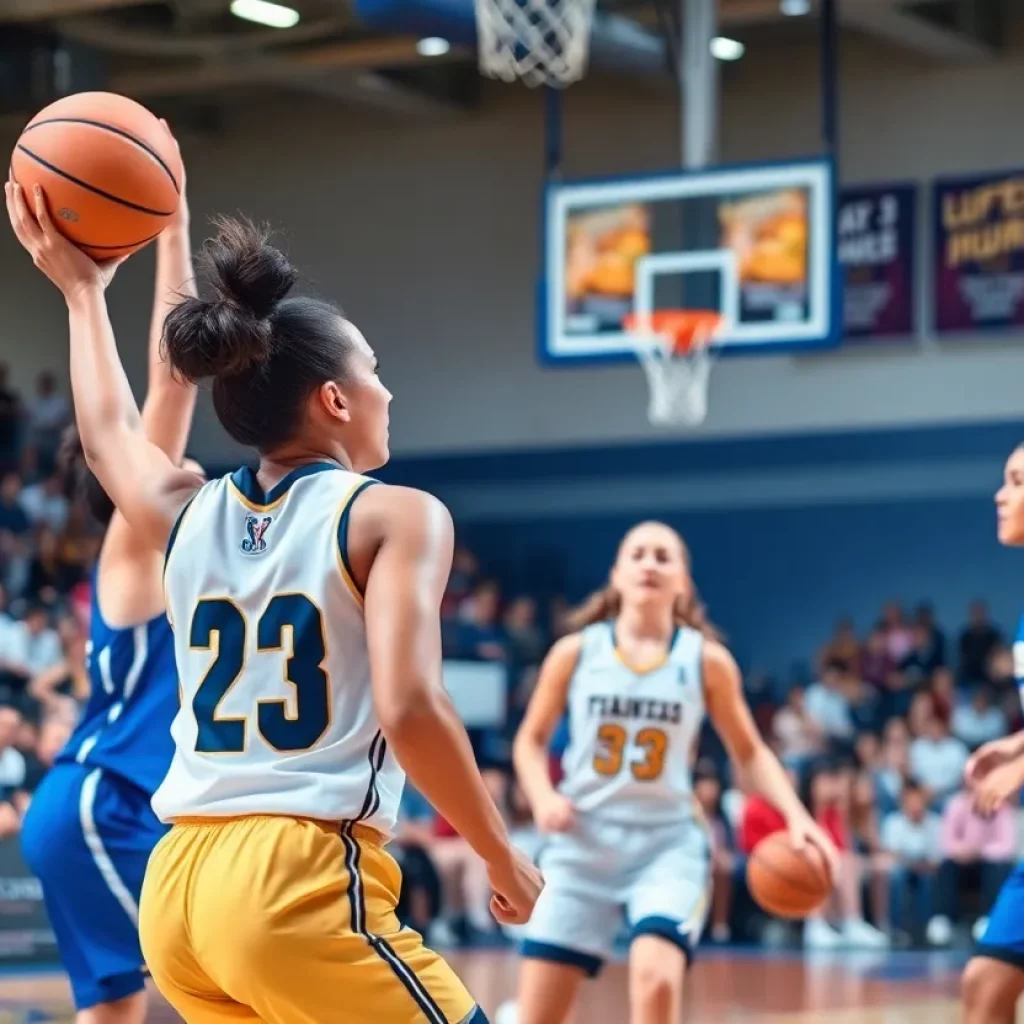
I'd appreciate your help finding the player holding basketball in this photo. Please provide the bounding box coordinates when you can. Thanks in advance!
[6,180,541,1023]
[17,129,198,1024]
[503,521,839,1024]
[961,443,1024,1024]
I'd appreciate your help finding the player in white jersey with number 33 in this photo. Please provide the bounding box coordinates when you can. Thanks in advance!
[6,183,542,1024]
[502,522,838,1024]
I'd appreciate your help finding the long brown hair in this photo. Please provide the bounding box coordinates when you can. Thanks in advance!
[565,522,722,641]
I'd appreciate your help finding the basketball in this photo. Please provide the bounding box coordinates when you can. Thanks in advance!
[746,831,832,919]
[10,92,182,260]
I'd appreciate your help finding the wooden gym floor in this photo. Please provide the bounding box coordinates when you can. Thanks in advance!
[0,949,972,1022]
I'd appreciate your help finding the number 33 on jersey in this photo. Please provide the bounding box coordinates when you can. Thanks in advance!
[558,622,706,826]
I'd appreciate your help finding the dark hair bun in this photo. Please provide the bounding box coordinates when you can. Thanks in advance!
[163,217,298,382]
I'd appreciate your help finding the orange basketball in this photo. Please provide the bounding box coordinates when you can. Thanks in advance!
[746,831,832,919]
[10,92,182,260]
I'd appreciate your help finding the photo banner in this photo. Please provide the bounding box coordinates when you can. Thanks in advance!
[934,170,1024,334]
[839,184,917,341]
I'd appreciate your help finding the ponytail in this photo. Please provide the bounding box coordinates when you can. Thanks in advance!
[564,585,621,632]
[565,582,722,642]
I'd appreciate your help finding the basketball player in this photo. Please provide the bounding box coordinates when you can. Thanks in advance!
[502,521,839,1024]
[17,137,198,1024]
[5,181,541,1024]
[960,442,1024,1024]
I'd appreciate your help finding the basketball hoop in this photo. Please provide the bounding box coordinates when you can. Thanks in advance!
[623,310,723,428]
[474,0,596,87]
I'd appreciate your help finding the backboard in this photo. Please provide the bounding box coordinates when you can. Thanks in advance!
[541,158,838,364]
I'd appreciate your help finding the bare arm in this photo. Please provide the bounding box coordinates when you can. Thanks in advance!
[704,640,839,874]
[359,486,512,865]
[140,192,197,463]
[98,194,198,620]
[512,633,579,813]
[6,183,200,549]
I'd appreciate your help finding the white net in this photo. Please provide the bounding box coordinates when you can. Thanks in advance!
[474,0,596,87]
[628,316,721,427]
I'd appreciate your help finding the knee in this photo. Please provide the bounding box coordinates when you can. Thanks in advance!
[962,958,1015,1019]
[632,960,680,1013]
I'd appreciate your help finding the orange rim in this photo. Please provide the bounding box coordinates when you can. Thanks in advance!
[623,310,722,354]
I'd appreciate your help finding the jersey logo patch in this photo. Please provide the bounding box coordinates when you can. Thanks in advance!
[241,514,273,555]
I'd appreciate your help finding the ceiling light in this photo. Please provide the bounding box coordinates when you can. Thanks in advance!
[230,0,300,29]
[780,0,812,15]
[416,36,451,57]
[710,36,745,61]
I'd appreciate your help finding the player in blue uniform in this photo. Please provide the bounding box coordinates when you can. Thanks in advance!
[18,131,198,1024]
[961,442,1024,1024]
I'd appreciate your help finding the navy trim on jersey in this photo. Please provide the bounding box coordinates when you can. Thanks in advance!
[165,494,197,567]
[521,939,603,977]
[340,823,450,1023]
[230,462,340,507]
[337,479,379,590]
[356,730,387,821]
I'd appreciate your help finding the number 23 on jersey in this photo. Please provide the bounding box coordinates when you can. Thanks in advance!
[189,593,330,754]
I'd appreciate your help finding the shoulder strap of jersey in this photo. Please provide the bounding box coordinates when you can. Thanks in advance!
[335,477,379,607]
[162,483,208,629]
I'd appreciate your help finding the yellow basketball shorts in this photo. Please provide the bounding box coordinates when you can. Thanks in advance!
[139,816,480,1024]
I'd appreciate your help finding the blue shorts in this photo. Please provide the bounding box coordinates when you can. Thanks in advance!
[977,862,1024,970]
[20,762,168,1009]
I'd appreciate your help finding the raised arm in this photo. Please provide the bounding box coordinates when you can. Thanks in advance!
[5,183,201,550]
[97,146,200,617]
[354,484,542,924]
[512,633,580,832]
[703,639,840,879]
[140,137,197,464]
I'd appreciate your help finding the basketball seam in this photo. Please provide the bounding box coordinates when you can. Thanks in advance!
[22,118,180,193]
[81,230,165,251]
[15,145,176,218]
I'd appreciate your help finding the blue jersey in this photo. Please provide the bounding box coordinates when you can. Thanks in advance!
[1015,613,1024,712]
[57,571,178,795]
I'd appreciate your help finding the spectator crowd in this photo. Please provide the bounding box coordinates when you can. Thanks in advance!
[0,360,1019,954]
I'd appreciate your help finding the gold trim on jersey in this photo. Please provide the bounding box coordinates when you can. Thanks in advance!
[228,480,292,514]
[163,496,199,631]
[613,647,671,675]
[333,478,370,607]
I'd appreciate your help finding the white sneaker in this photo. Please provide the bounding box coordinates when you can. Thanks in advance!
[804,917,843,949]
[926,915,953,946]
[972,916,990,943]
[710,923,731,943]
[495,1001,519,1024]
[841,918,891,949]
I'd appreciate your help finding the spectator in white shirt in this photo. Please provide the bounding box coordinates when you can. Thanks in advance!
[909,713,969,806]
[18,474,68,534]
[881,782,943,938]
[951,687,1008,751]
[772,685,826,765]
[0,705,26,839]
[1,606,61,697]
[804,662,854,744]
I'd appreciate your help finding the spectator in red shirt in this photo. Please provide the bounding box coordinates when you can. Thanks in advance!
[739,761,888,949]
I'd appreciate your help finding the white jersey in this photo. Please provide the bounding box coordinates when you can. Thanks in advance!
[559,621,705,826]
[152,463,403,835]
